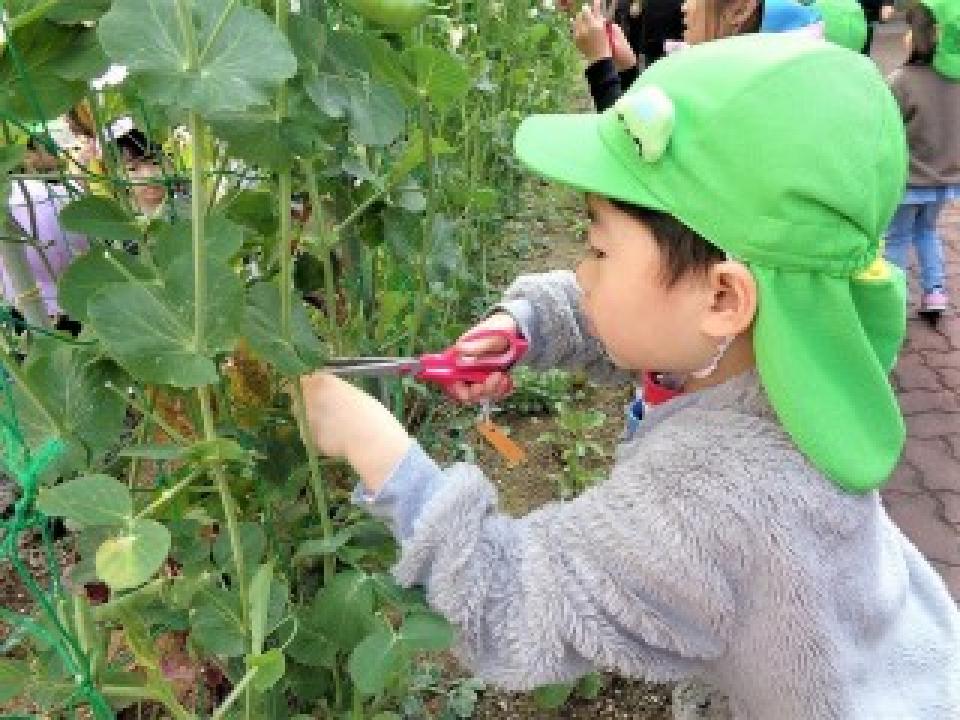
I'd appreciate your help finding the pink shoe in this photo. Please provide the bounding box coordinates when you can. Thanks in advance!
[920,289,949,314]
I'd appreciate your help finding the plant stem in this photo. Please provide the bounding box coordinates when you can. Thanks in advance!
[412,99,436,352]
[291,386,334,582]
[133,469,201,521]
[199,386,248,626]
[300,159,341,350]
[185,99,248,689]
[276,1,333,583]
[189,114,206,356]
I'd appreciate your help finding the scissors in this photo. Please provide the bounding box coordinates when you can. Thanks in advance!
[326,329,529,396]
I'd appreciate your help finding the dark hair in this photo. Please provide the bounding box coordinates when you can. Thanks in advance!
[112,129,157,163]
[905,2,937,66]
[610,199,725,286]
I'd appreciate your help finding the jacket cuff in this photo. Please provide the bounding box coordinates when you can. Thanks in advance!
[352,442,445,542]
[490,298,537,364]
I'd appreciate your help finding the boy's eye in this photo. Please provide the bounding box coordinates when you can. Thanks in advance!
[588,246,606,260]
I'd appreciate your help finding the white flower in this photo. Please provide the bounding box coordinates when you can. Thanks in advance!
[449,25,466,50]
[91,64,128,91]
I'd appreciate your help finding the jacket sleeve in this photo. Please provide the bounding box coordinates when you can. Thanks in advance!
[495,270,631,385]
[887,69,913,123]
[359,429,751,691]
[585,58,624,112]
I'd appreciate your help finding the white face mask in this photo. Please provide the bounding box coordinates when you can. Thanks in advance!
[690,334,735,379]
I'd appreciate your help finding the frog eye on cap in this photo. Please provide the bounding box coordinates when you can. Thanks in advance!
[613,86,676,163]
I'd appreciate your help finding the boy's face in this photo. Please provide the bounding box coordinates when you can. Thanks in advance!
[575,195,719,372]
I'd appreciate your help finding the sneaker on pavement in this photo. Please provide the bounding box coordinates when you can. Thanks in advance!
[920,289,949,314]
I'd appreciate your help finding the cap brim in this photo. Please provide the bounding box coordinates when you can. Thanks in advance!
[514,114,669,213]
[752,266,906,492]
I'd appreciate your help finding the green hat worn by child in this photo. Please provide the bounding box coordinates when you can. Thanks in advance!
[814,0,868,51]
[923,0,960,80]
[514,34,909,493]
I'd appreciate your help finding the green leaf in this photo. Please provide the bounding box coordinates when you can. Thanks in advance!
[96,518,171,591]
[191,587,247,657]
[0,22,92,123]
[208,99,331,170]
[87,259,243,388]
[58,248,152,323]
[310,569,375,652]
[285,610,337,668]
[36,474,132,526]
[307,75,404,146]
[247,648,285,693]
[183,437,248,464]
[576,672,604,700]
[531,682,574,710]
[59,197,139,243]
[398,612,453,651]
[13,340,128,465]
[348,79,406,146]
[293,529,353,565]
[249,561,274,656]
[402,47,470,111]
[46,0,112,24]
[348,618,405,697]
[212,521,265,580]
[97,0,297,115]
[151,215,244,271]
[224,190,277,236]
[244,282,325,376]
[389,130,454,183]
[0,658,29,703]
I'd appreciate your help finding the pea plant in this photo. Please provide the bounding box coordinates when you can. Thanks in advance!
[0,1,577,718]
[536,404,608,499]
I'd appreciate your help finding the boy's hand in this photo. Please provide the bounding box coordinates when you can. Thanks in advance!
[880,4,894,22]
[449,313,521,404]
[608,21,638,71]
[573,0,613,64]
[300,373,412,494]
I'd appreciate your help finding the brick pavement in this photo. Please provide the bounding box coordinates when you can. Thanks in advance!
[883,203,960,601]
[869,20,960,602]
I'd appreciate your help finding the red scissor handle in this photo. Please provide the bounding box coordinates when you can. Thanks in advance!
[413,329,529,392]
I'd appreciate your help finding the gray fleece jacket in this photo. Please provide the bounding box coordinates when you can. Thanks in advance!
[355,271,960,719]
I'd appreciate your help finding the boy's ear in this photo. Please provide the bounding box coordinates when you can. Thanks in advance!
[700,260,757,338]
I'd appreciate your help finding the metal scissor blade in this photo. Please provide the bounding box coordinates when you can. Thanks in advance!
[326,357,421,378]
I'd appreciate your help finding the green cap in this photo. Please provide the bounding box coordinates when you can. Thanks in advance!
[922,0,960,80]
[514,34,909,493]
[814,0,868,51]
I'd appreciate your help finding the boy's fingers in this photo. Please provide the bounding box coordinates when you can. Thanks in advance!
[457,335,510,357]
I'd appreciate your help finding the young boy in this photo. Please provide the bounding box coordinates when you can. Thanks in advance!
[302,35,960,719]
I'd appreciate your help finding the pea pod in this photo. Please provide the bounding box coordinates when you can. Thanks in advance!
[343,0,432,29]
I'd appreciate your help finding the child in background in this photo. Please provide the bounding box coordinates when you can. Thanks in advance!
[2,136,88,330]
[884,0,960,316]
[858,0,895,54]
[576,0,826,112]
[302,36,960,719]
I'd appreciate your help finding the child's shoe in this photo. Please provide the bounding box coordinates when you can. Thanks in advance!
[920,288,949,314]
